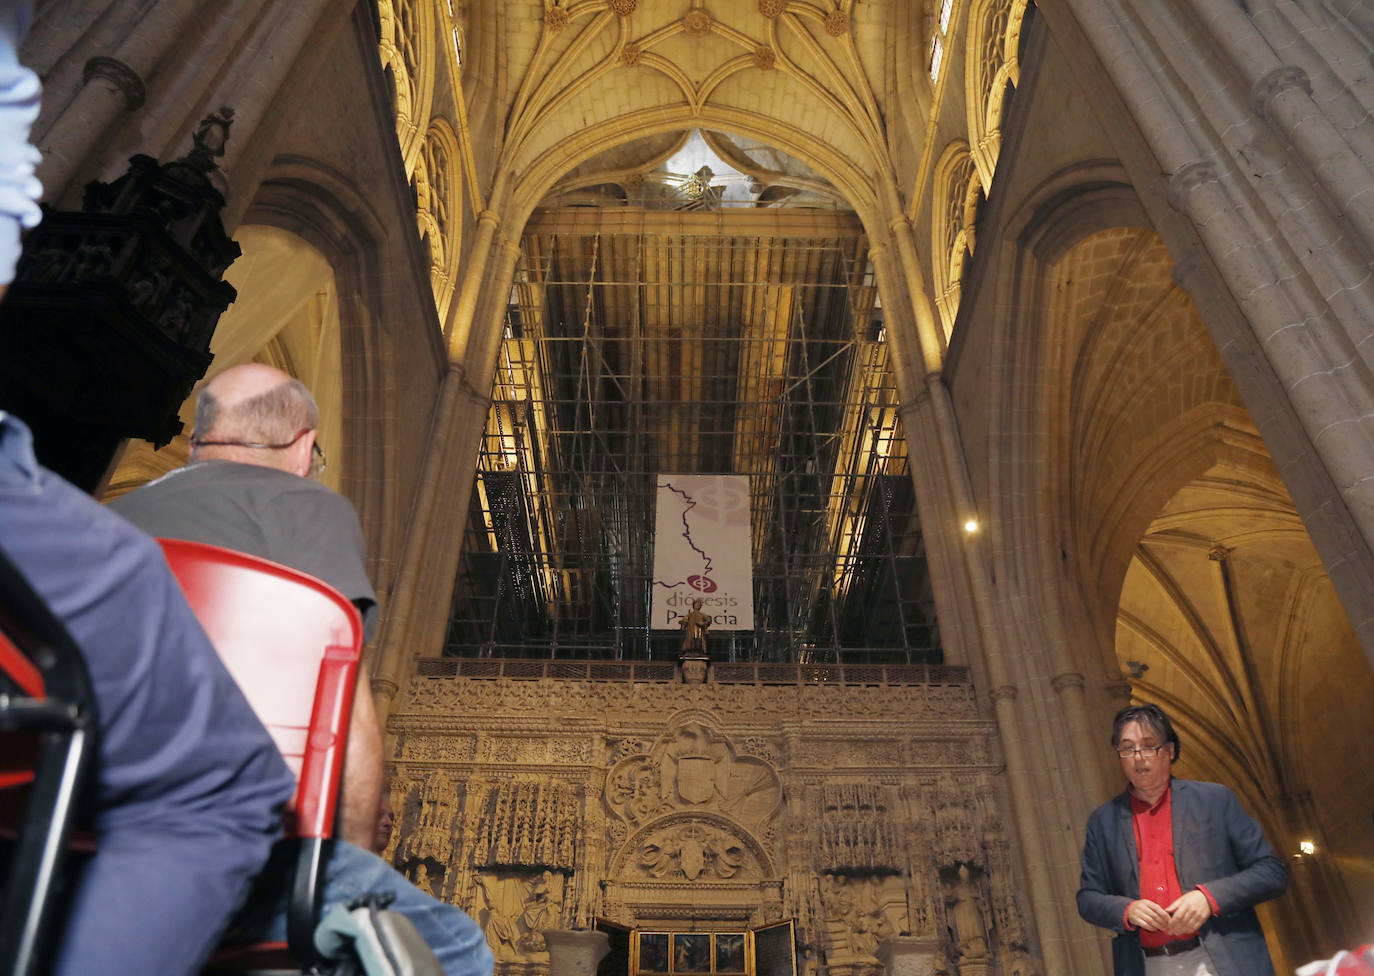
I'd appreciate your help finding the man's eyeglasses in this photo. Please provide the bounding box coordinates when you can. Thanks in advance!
[1116,745,1164,759]
[190,429,327,476]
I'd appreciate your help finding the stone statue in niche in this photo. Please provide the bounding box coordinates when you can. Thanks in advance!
[406,859,444,899]
[945,864,989,959]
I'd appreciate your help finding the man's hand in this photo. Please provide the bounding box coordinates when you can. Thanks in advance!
[1125,899,1171,931]
[1165,890,1212,935]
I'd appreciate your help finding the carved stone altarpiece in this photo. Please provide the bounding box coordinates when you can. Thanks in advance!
[386,670,1038,975]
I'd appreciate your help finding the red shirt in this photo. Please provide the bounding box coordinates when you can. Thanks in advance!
[1125,783,1219,947]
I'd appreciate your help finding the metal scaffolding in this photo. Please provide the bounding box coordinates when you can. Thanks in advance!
[444,213,939,664]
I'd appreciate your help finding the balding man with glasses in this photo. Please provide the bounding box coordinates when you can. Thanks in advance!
[1077,703,1286,976]
[111,363,493,976]
[111,363,382,846]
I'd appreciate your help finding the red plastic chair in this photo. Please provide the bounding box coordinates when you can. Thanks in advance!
[0,544,98,976]
[157,538,363,970]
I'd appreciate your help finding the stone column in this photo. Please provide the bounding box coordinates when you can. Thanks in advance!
[868,243,977,665]
[543,929,610,976]
[1051,0,1374,664]
[372,229,522,723]
[370,362,487,717]
[875,936,943,976]
[871,212,1076,974]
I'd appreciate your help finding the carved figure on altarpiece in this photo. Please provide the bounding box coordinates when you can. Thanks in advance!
[399,856,447,901]
[472,868,568,959]
[943,863,990,961]
[818,874,903,962]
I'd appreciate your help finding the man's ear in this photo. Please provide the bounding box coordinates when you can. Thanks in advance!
[293,429,317,478]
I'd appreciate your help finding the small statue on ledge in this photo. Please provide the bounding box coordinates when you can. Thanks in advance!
[679,598,711,653]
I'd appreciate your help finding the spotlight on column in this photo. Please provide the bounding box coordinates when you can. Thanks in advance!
[963,519,979,534]
[1298,840,1316,856]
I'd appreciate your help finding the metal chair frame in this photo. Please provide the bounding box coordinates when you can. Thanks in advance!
[0,544,98,976]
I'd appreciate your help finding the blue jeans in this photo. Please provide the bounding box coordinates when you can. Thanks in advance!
[229,840,494,976]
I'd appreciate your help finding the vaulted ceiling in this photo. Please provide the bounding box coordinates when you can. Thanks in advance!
[458,0,934,223]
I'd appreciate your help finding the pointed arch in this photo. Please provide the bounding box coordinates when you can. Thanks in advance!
[931,141,980,340]
[964,0,1029,187]
[419,117,464,321]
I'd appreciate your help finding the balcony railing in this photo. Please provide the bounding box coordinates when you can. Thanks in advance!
[413,658,968,687]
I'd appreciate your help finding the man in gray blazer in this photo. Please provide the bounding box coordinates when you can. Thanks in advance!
[1077,704,1287,976]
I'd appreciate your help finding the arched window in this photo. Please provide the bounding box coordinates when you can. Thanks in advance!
[965,0,1029,187]
[931,143,981,340]
[928,0,955,83]
[417,120,463,320]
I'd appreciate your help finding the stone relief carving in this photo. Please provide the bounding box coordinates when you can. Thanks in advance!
[400,675,979,721]
[388,677,1019,969]
[478,734,591,764]
[604,720,781,828]
[817,783,901,874]
[612,812,773,882]
[473,779,578,870]
[794,739,903,767]
[907,737,991,765]
[608,735,650,763]
[473,869,567,960]
[819,875,901,961]
[401,732,475,761]
[742,734,778,765]
[634,820,751,881]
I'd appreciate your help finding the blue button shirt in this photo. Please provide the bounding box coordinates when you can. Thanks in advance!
[0,411,297,976]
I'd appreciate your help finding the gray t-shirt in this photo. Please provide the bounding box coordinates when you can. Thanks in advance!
[109,460,379,641]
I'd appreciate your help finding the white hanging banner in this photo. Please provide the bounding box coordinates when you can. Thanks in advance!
[651,474,754,631]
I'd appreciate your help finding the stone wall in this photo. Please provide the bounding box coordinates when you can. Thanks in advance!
[384,661,1038,976]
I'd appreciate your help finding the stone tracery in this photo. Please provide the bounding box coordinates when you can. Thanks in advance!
[388,674,1016,971]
